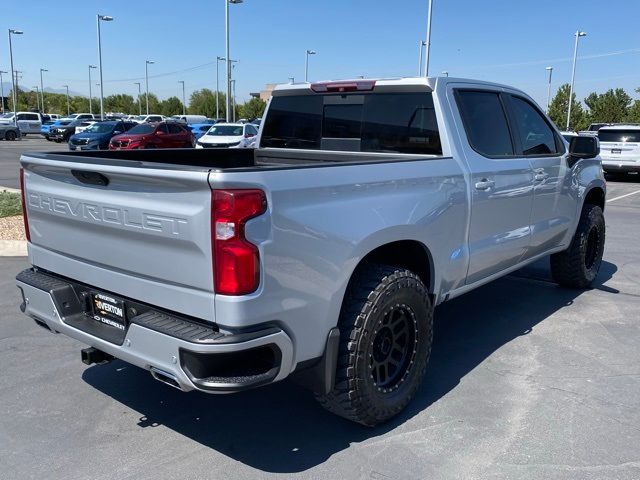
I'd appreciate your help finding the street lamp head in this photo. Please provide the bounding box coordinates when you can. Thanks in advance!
[9,29,24,35]
[146,60,155,65]
[307,50,317,55]
[229,0,244,4]
[89,65,97,69]
[546,66,553,71]
[41,68,48,72]
[98,15,114,21]
[576,31,587,37]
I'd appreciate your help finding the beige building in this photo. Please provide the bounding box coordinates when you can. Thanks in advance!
[250,83,277,102]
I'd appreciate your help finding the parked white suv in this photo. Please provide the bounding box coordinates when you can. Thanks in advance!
[0,111,43,134]
[195,122,258,149]
[598,125,640,175]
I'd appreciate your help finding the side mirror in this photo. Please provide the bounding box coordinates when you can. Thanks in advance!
[568,135,599,167]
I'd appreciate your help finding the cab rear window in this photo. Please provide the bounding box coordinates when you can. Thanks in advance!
[261,93,442,155]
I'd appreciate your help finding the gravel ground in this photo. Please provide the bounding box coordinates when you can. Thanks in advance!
[0,216,26,240]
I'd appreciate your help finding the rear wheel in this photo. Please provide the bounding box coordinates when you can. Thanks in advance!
[316,264,433,426]
[5,130,17,141]
[550,204,605,288]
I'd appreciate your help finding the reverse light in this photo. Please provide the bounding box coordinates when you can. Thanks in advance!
[212,189,267,295]
[19,168,31,242]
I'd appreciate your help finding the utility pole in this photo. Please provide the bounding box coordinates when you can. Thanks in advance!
[178,80,186,115]
[39,68,47,113]
[545,66,553,114]
[89,65,97,115]
[423,0,433,77]
[0,70,6,114]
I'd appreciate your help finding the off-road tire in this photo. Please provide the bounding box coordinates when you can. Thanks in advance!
[550,204,605,288]
[316,264,433,426]
[5,130,17,141]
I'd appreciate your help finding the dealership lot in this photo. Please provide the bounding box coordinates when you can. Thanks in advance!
[0,137,67,189]
[1,146,639,478]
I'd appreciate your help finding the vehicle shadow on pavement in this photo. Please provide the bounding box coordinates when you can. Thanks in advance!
[81,258,616,474]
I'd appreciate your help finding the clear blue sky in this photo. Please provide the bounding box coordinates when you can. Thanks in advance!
[2,0,640,108]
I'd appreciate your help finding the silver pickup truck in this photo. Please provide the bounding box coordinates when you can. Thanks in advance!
[16,77,605,426]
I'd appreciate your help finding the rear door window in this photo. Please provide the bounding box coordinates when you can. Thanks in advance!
[261,92,442,154]
[168,124,183,134]
[508,96,560,155]
[456,90,514,157]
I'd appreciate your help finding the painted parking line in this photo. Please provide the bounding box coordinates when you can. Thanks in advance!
[607,189,640,203]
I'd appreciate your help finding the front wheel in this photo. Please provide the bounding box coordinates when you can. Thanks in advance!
[551,204,605,288]
[5,131,17,141]
[316,264,433,426]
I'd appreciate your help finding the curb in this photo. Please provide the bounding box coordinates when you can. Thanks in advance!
[1,187,20,194]
[0,240,27,257]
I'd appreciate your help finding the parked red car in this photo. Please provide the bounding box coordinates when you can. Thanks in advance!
[109,121,195,150]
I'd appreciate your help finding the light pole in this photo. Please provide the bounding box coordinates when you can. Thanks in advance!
[134,82,141,115]
[33,86,40,112]
[231,79,237,122]
[63,85,70,116]
[145,60,154,115]
[0,70,7,114]
[566,30,586,130]
[423,0,433,76]
[226,0,243,122]
[97,14,113,120]
[8,29,23,123]
[178,80,186,115]
[216,56,225,118]
[39,68,47,113]
[441,70,449,77]
[305,49,316,82]
[545,66,553,114]
[88,65,97,115]
[418,40,426,76]
[289,77,295,84]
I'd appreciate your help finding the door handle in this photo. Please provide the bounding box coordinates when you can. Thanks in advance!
[475,179,495,190]
[533,169,549,182]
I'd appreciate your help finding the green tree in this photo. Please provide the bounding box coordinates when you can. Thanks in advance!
[160,96,184,116]
[548,83,588,131]
[238,97,266,120]
[188,89,226,118]
[104,94,136,114]
[584,88,631,124]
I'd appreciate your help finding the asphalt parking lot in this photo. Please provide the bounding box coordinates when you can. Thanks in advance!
[0,136,67,189]
[1,140,640,479]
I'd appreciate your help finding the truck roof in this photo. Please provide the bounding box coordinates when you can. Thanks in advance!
[272,76,522,96]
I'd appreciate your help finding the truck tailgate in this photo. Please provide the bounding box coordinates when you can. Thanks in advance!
[21,154,215,320]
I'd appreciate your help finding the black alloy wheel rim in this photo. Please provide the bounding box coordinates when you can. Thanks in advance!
[584,226,600,270]
[369,304,418,393]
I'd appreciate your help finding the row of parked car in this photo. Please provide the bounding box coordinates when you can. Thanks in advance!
[64,119,260,151]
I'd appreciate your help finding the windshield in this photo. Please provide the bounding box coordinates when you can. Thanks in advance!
[126,123,155,135]
[67,114,79,119]
[206,125,243,136]
[85,123,116,134]
[133,115,146,121]
[0,113,14,119]
[598,130,640,143]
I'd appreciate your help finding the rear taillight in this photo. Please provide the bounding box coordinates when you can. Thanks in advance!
[212,189,267,295]
[19,167,31,242]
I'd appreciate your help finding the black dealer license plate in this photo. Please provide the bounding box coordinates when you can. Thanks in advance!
[611,148,622,154]
[91,292,127,331]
